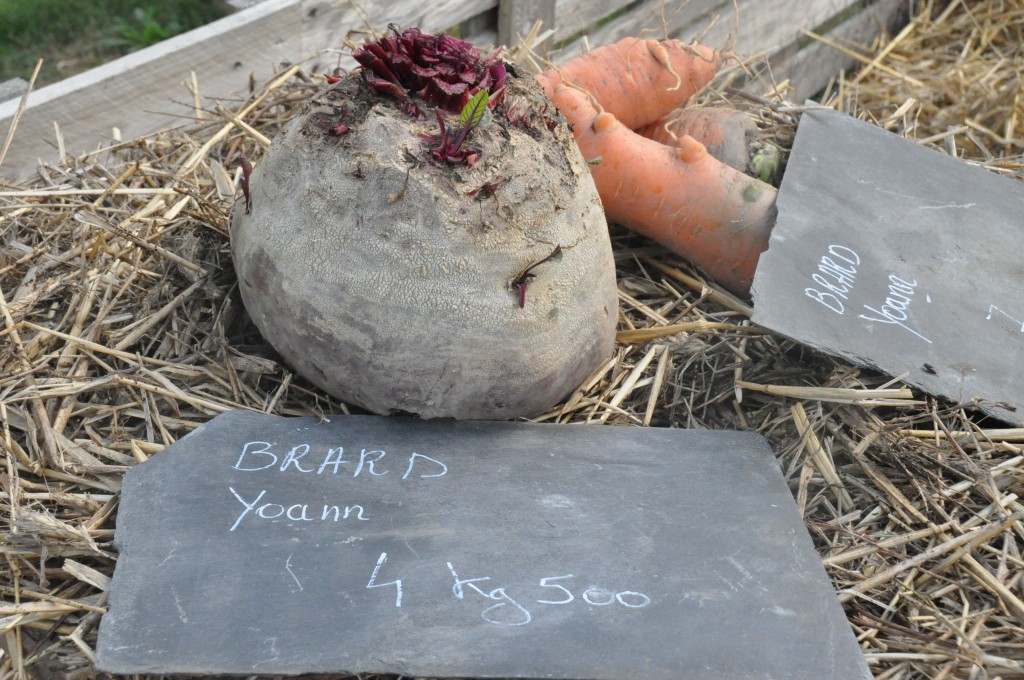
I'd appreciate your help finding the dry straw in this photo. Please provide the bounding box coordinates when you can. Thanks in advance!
[1,0,1023,678]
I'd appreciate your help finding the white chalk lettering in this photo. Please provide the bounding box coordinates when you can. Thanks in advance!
[986,304,1024,332]
[616,591,652,608]
[481,588,532,626]
[280,444,313,473]
[228,486,265,531]
[805,288,845,315]
[319,504,367,521]
[234,442,277,471]
[367,552,403,607]
[258,503,285,519]
[444,565,650,625]
[448,563,492,600]
[230,442,447,479]
[354,449,388,477]
[229,487,370,530]
[811,272,852,298]
[859,274,932,344]
[286,503,313,521]
[828,244,861,266]
[317,447,347,474]
[537,575,574,605]
[818,257,857,287]
[582,586,616,606]
[447,562,531,626]
[804,245,860,315]
[402,452,448,480]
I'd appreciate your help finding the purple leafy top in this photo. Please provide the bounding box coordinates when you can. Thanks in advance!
[352,27,506,114]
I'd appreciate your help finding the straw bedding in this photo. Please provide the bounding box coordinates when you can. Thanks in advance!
[0,0,1022,677]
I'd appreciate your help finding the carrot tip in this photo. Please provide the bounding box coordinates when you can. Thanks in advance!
[593,112,619,134]
[678,134,707,164]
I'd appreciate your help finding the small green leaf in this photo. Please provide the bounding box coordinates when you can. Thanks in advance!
[460,90,489,127]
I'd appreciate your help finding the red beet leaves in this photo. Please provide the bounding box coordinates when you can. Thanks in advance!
[352,26,506,114]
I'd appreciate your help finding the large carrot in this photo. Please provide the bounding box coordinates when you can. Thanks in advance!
[537,38,721,129]
[638,106,759,173]
[536,39,777,294]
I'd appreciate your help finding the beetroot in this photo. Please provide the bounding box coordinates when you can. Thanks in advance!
[229,28,618,419]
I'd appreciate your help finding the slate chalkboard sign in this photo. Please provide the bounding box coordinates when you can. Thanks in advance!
[96,411,869,679]
[752,108,1024,424]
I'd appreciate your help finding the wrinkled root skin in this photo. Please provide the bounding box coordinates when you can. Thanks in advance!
[230,70,619,420]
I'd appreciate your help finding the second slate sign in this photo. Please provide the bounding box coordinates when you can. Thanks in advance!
[96,411,868,679]
[752,108,1024,424]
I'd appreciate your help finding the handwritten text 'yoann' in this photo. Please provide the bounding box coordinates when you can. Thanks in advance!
[803,244,931,344]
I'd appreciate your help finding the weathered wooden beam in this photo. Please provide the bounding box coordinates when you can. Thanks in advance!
[0,0,907,182]
[498,0,557,48]
[553,0,854,60]
[0,0,495,181]
[754,0,911,102]
[549,0,907,101]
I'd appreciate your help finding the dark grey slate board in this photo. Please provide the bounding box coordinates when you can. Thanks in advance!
[752,108,1024,424]
[96,411,868,679]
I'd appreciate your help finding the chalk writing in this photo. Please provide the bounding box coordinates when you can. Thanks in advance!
[800,247,935,343]
[446,564,651,625]
[859,274,932,344]
[448,562,533,626]
[804,245,861,315]
[228,487,368,531]
[537,575,574,604]
[986,305,1024,333]
[232,441,448,480]
[284,553,303,593]
[367,552,403,607]
[536,575,650,608]
[359,554,653,626]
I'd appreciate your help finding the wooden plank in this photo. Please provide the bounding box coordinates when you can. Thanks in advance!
[0,0,495,181]
[0,0,904,181]
[751,0,909,101]
[546,0,723,45]
[550,0,720,59]
[548,0,904,101]
[0,0,298,180]
[552,0,635,42]
[553,0,855,60]
[499,0,556,47]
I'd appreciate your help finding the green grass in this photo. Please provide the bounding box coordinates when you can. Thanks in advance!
[0,0,229,88]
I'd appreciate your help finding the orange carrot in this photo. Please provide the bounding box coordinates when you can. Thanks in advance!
[638,106,759,173]
[536,40,777,294]
[536,38,721,129]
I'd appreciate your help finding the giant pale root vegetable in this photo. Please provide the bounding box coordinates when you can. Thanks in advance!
[230,28,618,419]
[536,38,778,294]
